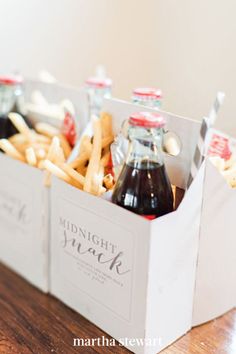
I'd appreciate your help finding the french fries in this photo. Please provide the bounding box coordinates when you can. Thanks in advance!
[0,111,115,196]
[103,174,115,190]
[43,160,71,183]
[81,114,114,196]
[83,119,103,195]
[57,133,72,159]
[59,163,85,186]
[0,113,74,188]
[0,139,25,162]
[52,112,115,196]
[35,122,60,138]
[8,112,33,142]
[45,112,114,195]
[25,147,37,166]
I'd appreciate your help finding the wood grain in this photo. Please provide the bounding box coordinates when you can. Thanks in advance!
[0,263,235,354]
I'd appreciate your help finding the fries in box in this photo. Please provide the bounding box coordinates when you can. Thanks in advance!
[43,112,115,196]
[0,112,73,187]
[41,112,179,210]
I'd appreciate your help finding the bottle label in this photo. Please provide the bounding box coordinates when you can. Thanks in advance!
[62,111,77,147]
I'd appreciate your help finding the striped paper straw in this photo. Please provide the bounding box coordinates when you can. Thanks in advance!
[187,92,225,188]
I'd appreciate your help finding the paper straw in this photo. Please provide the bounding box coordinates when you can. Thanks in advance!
[187,92,225,188]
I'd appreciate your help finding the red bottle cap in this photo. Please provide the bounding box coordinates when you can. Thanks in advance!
[0,75,23,85]
[133,87,162,99]
[85,77,112,88]
[129,112,166,128]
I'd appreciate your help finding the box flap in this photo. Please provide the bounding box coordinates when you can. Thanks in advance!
[193,160,236,326]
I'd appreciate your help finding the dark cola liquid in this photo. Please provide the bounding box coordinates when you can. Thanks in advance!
[112,160,174,219]
[0,112,32,139]
[0,115,18,138]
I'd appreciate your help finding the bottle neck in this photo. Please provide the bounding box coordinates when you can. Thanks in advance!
[87,85,112,116]
[132,96,162,109]
[126,126,164,168]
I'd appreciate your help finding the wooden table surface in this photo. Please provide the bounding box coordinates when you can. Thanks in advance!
[0,262,235,354]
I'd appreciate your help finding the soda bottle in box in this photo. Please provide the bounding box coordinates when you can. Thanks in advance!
[85,67,112,116]
[132,87,163,109]
[0,75,32,139]
[0,75,23,138]
[131,87,181,157]
[111,87,164,179]
[112,112,174,219]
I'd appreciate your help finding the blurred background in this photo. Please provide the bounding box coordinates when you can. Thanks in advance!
[0,0,235,134]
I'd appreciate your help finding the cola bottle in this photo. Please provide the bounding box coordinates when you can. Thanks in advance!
[112,112,173,219]
[132,87,163,109]
[85,67,112,116]
[0,75,25,138]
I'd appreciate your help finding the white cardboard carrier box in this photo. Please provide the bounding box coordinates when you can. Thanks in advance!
[0,80,88,292]
[50,99,205,353]
[193,159,236,326]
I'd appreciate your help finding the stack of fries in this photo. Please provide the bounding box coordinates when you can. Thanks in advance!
[0,112,179,202]
[43,112,115,195]
[0,112,72,187]
[0,112,115,195]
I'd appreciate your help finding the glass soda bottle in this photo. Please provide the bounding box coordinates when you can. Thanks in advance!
[112,112,173,220]
[132,87,181,157]
[85,76,112,116]
[132,87,163,109]
[0,75,24,138]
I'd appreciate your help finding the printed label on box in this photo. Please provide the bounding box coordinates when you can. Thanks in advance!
[57,197,135,321]
[0,174,33,254]
[208,133,231,160]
